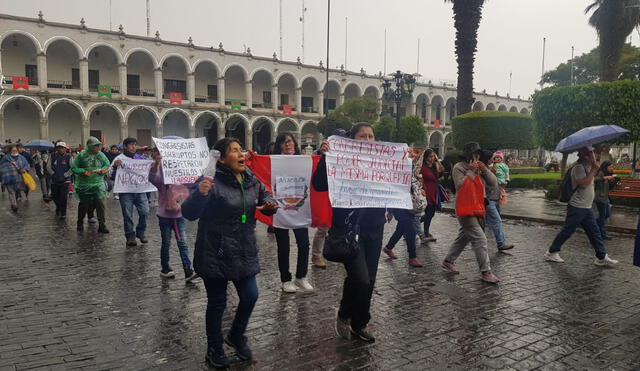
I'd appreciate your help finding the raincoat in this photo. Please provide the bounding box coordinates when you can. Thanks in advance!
[71,137,110,201]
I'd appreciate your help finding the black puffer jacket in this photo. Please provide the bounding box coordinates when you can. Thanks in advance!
[182,164,275,281]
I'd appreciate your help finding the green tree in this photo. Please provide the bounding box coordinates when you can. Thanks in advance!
[372,115,395,142]
[585,0,640,81]
[446,0,487,115]
[620,47,640,79]
[451,111,536,150]
[317,96,379,136]
[373,115,427,144]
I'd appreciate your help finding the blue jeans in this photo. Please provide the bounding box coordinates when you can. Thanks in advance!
[549,205,606,259]
[595,202,611,238]
[158,216,192,275]
[203,276,259,351]
[385,209,417,259]
[118,193,149,239]
[485,200,506,248]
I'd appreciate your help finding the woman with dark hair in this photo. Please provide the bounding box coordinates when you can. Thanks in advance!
[420,148,444,243]
[182,138,278,368]
[312,122,386,342]
[271,133,313,293]
[594,161,616,240]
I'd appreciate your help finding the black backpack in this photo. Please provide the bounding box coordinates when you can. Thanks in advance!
[559,166,578,203]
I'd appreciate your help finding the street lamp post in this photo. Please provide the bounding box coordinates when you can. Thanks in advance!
[382,70,416,141]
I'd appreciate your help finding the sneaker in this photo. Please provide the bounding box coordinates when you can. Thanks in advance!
[383,247,398,260]
[281,280,298,293]
[335,315,351,340]
[88,217,97,224]
[594,254,619,266]
[294,277,314,291]
[351,326,376,343]
[481,271,501,284]
[114,195,119,200]
[442,261,460,274]
[160,269,176,278]
[205,348,230,369]
[126,238,137,247]
[185,270,199,283]
[312,256,327,269]
[76,223,83,231]
[408,258,424,267]
[10,205,18,212]
[544,252,565,263]
[97,224,110,234]
[498,244,515,251]
[225,335,252,361]
[138,236,149,244]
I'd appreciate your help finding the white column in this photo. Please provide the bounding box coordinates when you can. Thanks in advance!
[272,84,279,112]
[427,104,433,125]
[440,106,446,127]
[245,81,253,109]
[40,118,48,140]
[318,91,324,114]
[377,98,383,115]
[189,125,196,138]
[244,124,253,150]
[118,64,127,98]
[218,77,225,106]
[119,119,127,143]
[408,96,416,115]
[37,53,47,90]
[154,68,163,102]
[217,121,225,139]
[81,119,90,145]
[338,93,345,107]
[0,115,4,142]
[186,73,195,102]
[79,58,89,94]
[295,87,302,113]
[156,123,163,138]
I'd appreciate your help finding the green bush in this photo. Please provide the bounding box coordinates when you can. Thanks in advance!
[510,167,544,174]
[545,184,560,200]
[452,111,536,150]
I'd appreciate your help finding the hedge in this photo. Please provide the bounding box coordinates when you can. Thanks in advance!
[508,178,560,189]
[452,111,536,150]
[509,167,545,175]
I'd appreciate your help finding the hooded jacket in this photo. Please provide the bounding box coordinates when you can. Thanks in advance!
[71,137,110,201]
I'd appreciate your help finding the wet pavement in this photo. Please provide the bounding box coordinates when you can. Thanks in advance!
[1,190,640,370]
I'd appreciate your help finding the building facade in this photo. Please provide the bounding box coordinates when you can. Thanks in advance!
[0,12,531,156]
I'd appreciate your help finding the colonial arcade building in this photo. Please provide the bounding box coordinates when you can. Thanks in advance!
[0,12,531,156]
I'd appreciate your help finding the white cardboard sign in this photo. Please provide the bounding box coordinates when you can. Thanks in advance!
[153,137,210,184]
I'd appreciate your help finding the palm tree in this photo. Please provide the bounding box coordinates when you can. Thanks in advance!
[586,0,640,81]
[446,0,486,115]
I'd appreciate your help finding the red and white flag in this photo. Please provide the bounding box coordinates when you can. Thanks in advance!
[246,152,332,229]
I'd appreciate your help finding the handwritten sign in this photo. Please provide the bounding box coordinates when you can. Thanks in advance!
[113,158,157,193]
[153,137,210,184]
[325,135,412,209]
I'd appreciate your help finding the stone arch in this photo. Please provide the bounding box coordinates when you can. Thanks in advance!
[430,95,445,124]
[224,64,249,107]
[486,103,496,111]
[251,116,275,154]
[252,69,274,108]
[162,54,190,99]
[0,30,43,53]
[43,36,83,57]
[1,95,44,143]
[445,97,457,121]
[124,105,160,124]
[0,95,44,118]
[162,108,191,138]
[498,104,507,112]
[1,32,40,85]
[193,59,221,103]
[277,118,299,135]
[300,75,320,113]
[193,111,221,147]
[126,106,159,146]
[520,107,530,114]
[86,102,125,123]
[222,63,249,78]
[84,42,123,64]
[192,58,221,75]
[428,130,444,157]
[124,47,159,67]
[415,93,430,123]
[250,67,274,82]
[300,120,320,150]
[323,79,342,110]
[343,82,362,101]
[88,103,124,145]
[159,53,192,73]
[509,106,518,113]
[472,100,484,111]
[44,37,82,88]
[45,98,86,121]
[363,85,381,99]
[47,99,85,146]
[277,72,297,110]
[444,132,454,154]
[299,75,320,90]
[275,71,299,88]
[225,113,250,148]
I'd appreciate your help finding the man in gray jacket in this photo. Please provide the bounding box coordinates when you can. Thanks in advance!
[442,142,501,283]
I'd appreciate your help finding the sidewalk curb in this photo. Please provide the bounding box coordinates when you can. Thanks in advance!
[441,207,636,236]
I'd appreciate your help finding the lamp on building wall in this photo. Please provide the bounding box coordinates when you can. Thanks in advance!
[381,70,416,141]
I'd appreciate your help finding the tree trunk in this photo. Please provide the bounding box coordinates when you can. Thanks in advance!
[452,0,485,115]
[560,152,569,177]
[598,0,626,81]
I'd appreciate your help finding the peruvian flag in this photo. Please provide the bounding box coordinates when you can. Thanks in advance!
[246,152,332,228]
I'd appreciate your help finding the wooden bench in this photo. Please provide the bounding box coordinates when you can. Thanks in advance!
[609,178,640,198]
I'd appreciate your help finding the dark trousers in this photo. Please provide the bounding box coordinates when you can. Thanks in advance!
[339,229,383,331]
[385,209,417,259]
[633,216,640,267]
[423,204,437,236]
[549,205,606,259]
[203,276,258,351]
[274,227,310,282]
[595,202,611,238]
[78,199,106,226]
[51,183,69,215]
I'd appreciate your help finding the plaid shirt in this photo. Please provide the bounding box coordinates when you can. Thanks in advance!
[0,155,30,184]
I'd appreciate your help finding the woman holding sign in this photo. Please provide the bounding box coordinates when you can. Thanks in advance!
[182,138,278,368]
[312,123,386,343]
[271,133,314,293]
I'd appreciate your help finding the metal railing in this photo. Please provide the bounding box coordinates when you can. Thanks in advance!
[127,88,156,97]
[47,80,77,89]
[194,95,218,103]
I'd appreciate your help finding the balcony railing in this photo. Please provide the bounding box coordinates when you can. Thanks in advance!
[2,76,38,86]
[90,85,120,94]
[301,106,318,113]
[47,80,77,89]
[251,102,273,109]
[194,95,218,103]
[163,93,188,100]
[225,99,247,107]
[127,88,156,97]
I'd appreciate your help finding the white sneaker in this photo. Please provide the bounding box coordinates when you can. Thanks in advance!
[544,252,565,263]
[594,254,619,266]
[294,277,314,292]
[281,280,298,293]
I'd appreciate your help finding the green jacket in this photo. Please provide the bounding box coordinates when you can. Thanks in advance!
[72,149,110,201]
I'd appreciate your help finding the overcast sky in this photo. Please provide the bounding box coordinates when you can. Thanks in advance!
[4,0,639,99]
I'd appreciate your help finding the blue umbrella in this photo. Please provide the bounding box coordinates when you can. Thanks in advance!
[555,125,630,153]
[23,139,55,151]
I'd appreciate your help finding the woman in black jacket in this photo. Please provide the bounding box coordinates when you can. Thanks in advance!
[312,122,386,343]
[182,138,278,369]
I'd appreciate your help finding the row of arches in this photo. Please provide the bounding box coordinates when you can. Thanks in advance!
[0,95,320,152]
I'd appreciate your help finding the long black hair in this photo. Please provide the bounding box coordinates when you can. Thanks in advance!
[273,133,300,155]
[599,160,613,175]
[422,148,436,168]
[349,122,374,139]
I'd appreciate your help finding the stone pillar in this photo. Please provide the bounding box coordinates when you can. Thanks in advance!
[314,130,323,147]
[217,120,225,139]
[81,119,90,145]
[408,97,416,116]
[119,119,127,143]
[295,87,302,113]
[427,104,432,125]
[0,114,5,142]
[218,77,225,106]
[440,106,446,127]
[39,117,48,140]
[377,98,383,115]
[186,73,195,102]
[318,91,324,114]
[244,123,253,150]
[245,81,253,109]
[118,64,127,98]
[37,53,47,90]
[338,93,345,107]
[271,84,279,112]
[156,123,163,138]
[154,68,163,102]
[79,58,89,94]
[189,124,196,138]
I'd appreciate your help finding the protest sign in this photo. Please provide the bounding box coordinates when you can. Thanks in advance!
[325,135,413,209]
[113,158,157,193]
[153,137,209,184]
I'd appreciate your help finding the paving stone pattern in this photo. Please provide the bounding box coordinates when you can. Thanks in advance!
[1,192,639,370]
